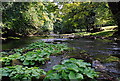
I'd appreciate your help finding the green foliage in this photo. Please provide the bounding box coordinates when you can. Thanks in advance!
[0,52,21,65]
[0,52,9,56]
[54,2,115,33]
[19,50,48,65]
[44,58,98,81]
[0,65,46,80]
[104,56,120,62]
[73,26,117,37]
[26,41,69,52]
[0,41,69,66]
[2,2,56,36]
[2,2,116,36]
[12,49,23,53]
[90,30,115,37]
[19,42,68,65]
[0,41,70,80]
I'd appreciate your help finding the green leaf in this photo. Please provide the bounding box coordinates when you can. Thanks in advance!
[66,63,79,72]
[78,68,84,72]
[75,61,91,67]
[61,59,70,64]
[61,70,68,79]
[23,61,30,65]
[86,73,94,79]
[2,72,9,76]
[53,65,64,70]
[69,58,77,62]
[68,71,76,79]
[76,73,83,79]
[46,70,55,75]
[30,62,35,65]
[51,73,60,79]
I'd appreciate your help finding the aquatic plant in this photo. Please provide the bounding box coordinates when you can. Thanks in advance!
[44,58,98,81]
[0,52,21,65]
[0,65,46,81]
[0,41,69,66]
[0,52,9,56]
[19,50,48,65]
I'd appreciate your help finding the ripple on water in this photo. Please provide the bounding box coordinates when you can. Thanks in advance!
[103,62,120,77]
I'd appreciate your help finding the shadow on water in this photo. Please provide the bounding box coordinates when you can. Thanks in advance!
[2,36,55,50]
[2,36,120,80]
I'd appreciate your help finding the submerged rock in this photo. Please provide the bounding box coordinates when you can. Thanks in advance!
[92,60,106,72]
[12,59,22,65]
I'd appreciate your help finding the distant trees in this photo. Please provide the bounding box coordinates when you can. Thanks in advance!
[2,2,118,37]
[2,2,57,37]
[53,2,115,34]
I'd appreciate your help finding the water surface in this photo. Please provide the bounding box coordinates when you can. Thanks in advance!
[2,36,120,79]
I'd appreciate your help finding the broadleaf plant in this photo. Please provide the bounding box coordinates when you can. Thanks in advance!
[0,41,69,66]
[44,58,99,81]
[0,65,46,80]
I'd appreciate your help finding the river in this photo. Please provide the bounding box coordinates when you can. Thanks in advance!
[2,36,120,80]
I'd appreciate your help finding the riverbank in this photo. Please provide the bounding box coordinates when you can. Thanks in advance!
[59,26,120,41]
[1,26,119,41]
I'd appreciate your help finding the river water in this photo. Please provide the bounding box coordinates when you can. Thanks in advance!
[2,36,120,80]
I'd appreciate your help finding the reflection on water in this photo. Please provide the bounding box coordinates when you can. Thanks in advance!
[67,39,120,56]
[2,36,54,50]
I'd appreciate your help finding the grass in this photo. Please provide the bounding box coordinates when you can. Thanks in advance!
[73,26,117,37]
[101,26,117,30]
[90,30,115,37]
[8,37,20,39]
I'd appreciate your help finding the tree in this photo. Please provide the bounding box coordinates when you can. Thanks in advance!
[108,2,120,35]
[53,2,114,33]
[2,2,56,37]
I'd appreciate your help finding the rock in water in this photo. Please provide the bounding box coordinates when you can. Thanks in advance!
[12,59,22,65]
[92,60,106,72]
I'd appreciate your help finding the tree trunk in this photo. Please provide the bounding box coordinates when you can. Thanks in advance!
[108,2,120,35]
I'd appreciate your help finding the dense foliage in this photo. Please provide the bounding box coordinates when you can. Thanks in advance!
[54,2,115,33]
[0,65,46,80]
[2,2,57,37]
[2,2,118,37]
